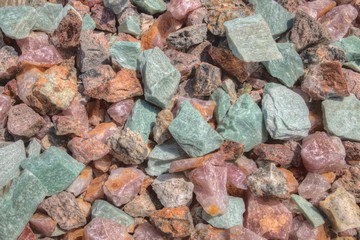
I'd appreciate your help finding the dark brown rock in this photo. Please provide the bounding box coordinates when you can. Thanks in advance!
[193,63,222,97]
[80,65,116,98]
[164,49,200,81]
[300,44,345,67]
[68,137,110,164]
[253,143,295,165]
[343,141,360,165]
[91,4,116,33]
[0,46,19,80]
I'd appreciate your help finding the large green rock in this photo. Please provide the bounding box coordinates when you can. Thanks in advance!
[333,36,360,62]
[210,88,231,124]
[0,140,26,189]
[217,94,267,152]
[168,101,224,157]
[92,200,134,227]
[249,0,293,38]
[201,196,245,229]
[21,147,85,196]
[262,43,304,87]
[262,83,310,140]
[118,15,141,37]
[110,41,142,70]
[104,0,130,14]
[138,47,181,109]
[33,3,66,33]
[291,194,325,228]
[145,139,189,176]
[130,0,166,15]
[322,94,360,141]
[82,13,96,31]
[224,14,282,62]
[125,99,160,142]
[0,170,46,240]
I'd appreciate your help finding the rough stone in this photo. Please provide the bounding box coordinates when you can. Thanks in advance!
[224,14,282,62]
[164,49,200,81]
[110,41,141,70]
[300,44,345,67]
[0,46,19,80]
[66,166,93,197]
[80,65,115,99]
[82,13,96,31]
[167,0,201,21]
[278,168,299,193]
[91,4,116,33]
[298,173,331,201]
[16,66,43,107]
[343,141,360,164]
[27,138,42,158]
[333,36,360,62]
[91,200,134,227]
[103,0,130,14]
[342,68,360,100]
[332,166,360,203]
[33,3,67,33]
[107,99,134,128]
[291,194,325,228]
[123,191,156,217]
[167,24,207,51]
[193,63,222,97]
[289,216,327,240]
[84,218,132,240]
[186,6,207,26]
[84,174,108,203]
[190,223,229,240]
[133,222,165,240]
[229,225,267,240]
[210,88,231,124]
[68,137,110,164]
[174,96,216,121]
[18,223,37,240]
[131,0,166,14]
[118,16,141,37]
[253,143,294,165]
[152,109,173,145]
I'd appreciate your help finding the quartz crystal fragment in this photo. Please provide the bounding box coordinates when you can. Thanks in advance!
[107,99,134,127]
[84,218,132,240]
[298,173,331,200]
[167,0,201,21]
[109,41,141,70]
[291,194,325,227]
[91,200,134,227]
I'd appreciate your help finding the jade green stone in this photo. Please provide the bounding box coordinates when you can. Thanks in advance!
[125,99,160,142]
[322,94,360,141]
[27,138,42,158]
[249,0,293,38]
[201,196,245,229]
[333,36,360,62]
[224,14,282,62]
[262,43,304,87]
[0,140,26,189]
[168,101,224,157]
[262,83,310,140]
[130,0,166,15]
[21,146,85,196]
[210,88,231,124]
[145,139,189,176]
[344,60,360,72]
[82,13,96,31]
[291,194,325,228]
[33,3,65,33]
[217,94,267,152]
[92,200,134,227]
[138,47,181,109]
[118,15,141,37]
[0,6,37,39]
[0,170,46,240]
[110,41,141,70]
[104,0,130,14]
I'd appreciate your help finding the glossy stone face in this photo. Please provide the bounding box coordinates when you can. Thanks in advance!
[84,217,132,240]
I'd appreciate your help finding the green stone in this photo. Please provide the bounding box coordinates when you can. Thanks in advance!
[92,200,134,227]
[27,138,42,158]
[201,196,245,229]
[33,3,65,33]
[210,88,231,124]
[145,139,189,176]
[130,0,166,15]
[224,14,282,62]
[344,60,360,72]
[118,15,141,37]
[249,0,293,38]
[262,43,304,87]
[333,36,360,62]
[104,0,130,14]
[168,101,224,157]
[0,6,37,39]
[217,94,267,152]
[125,99,160,142]
[21,147,85,196]
[138,47,181,109]
[0,170,46,240]
[322,94,360,141]
[0,140,26,189]
[262,83,310,140]
[291,194,325,228]
[110,41,141,70]
[82,13,96,31]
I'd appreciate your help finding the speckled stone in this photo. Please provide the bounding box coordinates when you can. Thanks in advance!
[333,36,360,62]
[91,200,134,227]
[84,217,132,240]
[33,3,67,33]
[27,138,42,158]
[118,15,141,37]
[169,101,224,157]
[110,41,141,70]
[82,13,96,31]
[104,0,130,14]
[291,194,325,228]
[131,0,166,15]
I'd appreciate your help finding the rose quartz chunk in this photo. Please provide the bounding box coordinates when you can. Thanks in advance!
[236,156,258,176]
[319,4,358,41]
[103,167,145,206]
[134,222,165,240]
[245,194,292,240]
[84,218,132,240]
[290,216,326,240]
[17,32,63,67]
[230,225,267,240]
[189,161,228,216]
[67,166,93,196]
[298,173,331,202]
[298,0,336,19]
[0,95,12,128]
[167,0,202,21]
[301,132,347,173]
[226,162,247,190]
[107,99,134,127]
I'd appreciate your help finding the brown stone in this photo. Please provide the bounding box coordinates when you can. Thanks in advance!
[84,173,108,202]
[0,46,19,80]
[253,144,294,165]
[193,63,222,97]
[300,44,345,67]
[91,4,116,33]
[87,122,117,144]
[68,137,110,164]
[107,99,134,128]
[164,49,200,81]
[123,191,156,217]
[190,223,229,240]
[76,197,91,219]
[342,68,360,100]
[93,155,113,173]
[30,213,57,236]
[17,223,36,240]
[343,141,360,165]
[63,228,84,240]
[81,65,116,99]
[332,165,360,203]
[153,109,173,145]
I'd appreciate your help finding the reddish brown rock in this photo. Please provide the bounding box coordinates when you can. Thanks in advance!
[18,223,36,240]
[107,99,134,128]
[80,65,116,98]
[174,96,216,121]
[253,143,294,165]
[91,4,116,33]
[87,122,117,144]
[302,61,349,100]
[16,66,43,106]
[68,137,110,164]
[7,103,44,138]
[0,46,19,80]
[220,141,244,161]
[93,155,112,173]
[343,141,360,164]
[275,0,306,13]
[153,109,173,145]
[84,218,132,240]
[300,44,345,67]
[193,63,222,97]
[150,206,194,238]
[134,222,165,240]
[84,173,108,203]
[123,191,156,217]
[190,223,229,240]
[332,165,360,203]
[86,100,107,127]
[30,213,57,237]
[342,68,360,100]
[0,95,12,128]
[278,168,299,194]
[164,49,200,81]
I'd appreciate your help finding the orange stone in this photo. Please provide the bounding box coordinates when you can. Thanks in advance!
[93,155,113,173]
[63,228,84,240]
[86,100,107,127]
[76,198,92,218]
[278,168,299,194]
[84,173,108,202]
[87,122,117,144]
[321,172,336,183]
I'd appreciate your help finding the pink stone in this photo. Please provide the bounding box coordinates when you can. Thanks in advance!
[17,32,63,68]
[167,0,202,21]
[298,173,331,201]
[236,156,258,176]
[0,94,12,128]
[18,223,36,240]
[107,99,134,127]
[30,213,57,237]
[319,4,358,41]
[301,131,347,173]
[186,7,208,26]
[289,216,326,240]
[67,166,93,196]
[87,122,118,144]
[298,0,336,19]
[84,218,132,240]
[225,162,247,190]
[229,225,266,240]
[244,194,292,240]
[133,222,165,240]
[68,137,110,164]
[190,223,229,240]
[189,160,228,216]
[103,167,146,207]
[342,68,360,100]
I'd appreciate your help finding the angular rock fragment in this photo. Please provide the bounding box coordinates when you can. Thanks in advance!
[332,166,360,203]
[164,49,200,81]
[107,99,134,128]
[103,0,130,14]
[167,24,207,51]
[291,194,325,228]
[68,137,110,164]
[193,63,221,97]
[229,225,267,240]
[278,168,299,193]
[298,173,331,201]
[0,46,19,80]
[210,88,231,124]
[174,96,216,121]
[26,138,42,158]
[34,3,68,33]
[289,216,327,240]
[300,44,345,66]
[253,143,294,165]
[84,218,132,240]
[123,191,156,217]
[110,41,141,70]
[66,166,93,197]
[80,65,115,98]
[91,4,116,33]
[190,223,229,240]
[333,36,360,62]
[87,122,117,143]
[187,6,207,26]
[82,13,96,31]
[118,16,141,37]
[133,222,165,240]
[342,68,360,100]
[343,141,360,164]
[297,0,336,19]
[91,200,134,227]
[131,0,166,15]
[152,109,173,145]
[167,0,201,21]
[84,174,108,203]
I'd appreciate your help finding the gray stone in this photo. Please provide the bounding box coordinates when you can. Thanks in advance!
[291,194,325,228]
[262,83,311,140]
[169,101,224,157]
[130,0,166,15]
[262,43,304,87]
[224,14,282,62]
[104,0,130,14]
[92,200,134,227]
[210,88,231,124]
[118,15,141,37]
[167,24,208,51]
[152,173,194,208]
[26,138,42,158]
[217,94,267,152]
[138,47,180,109]
[201,196,245,229]
[0,140,26,189]
[110,41,141,70]
[322,94,360,141]
[82,13,96,31]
